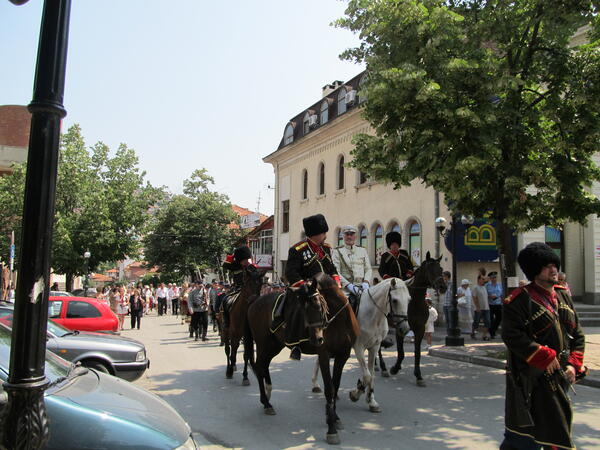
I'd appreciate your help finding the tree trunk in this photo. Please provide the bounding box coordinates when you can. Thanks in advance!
[65,273,73,292]
[496,221,517,299]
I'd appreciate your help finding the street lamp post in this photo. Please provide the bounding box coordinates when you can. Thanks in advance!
[83,250,91,294]
[2,1,72,449]
[435,214,474,347]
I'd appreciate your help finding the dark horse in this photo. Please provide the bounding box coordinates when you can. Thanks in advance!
[221,268,265,385]
[378,251,446,386]
[246,273,359,445]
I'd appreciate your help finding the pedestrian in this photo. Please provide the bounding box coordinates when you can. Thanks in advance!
[156,283,168,316]
[214,285,228,346]
[169,283,179,316]
[129,288,144,330]
[471,273,491,340]
[189,282,209,341]
[456,279,472,334]
[108,287,119,315]
[424,297,438,350]
[116,287,128,331]
[179,283,190,325]
[486,271,503,339]
[208,280,218,331]
[500,242,587,450]
[51,282,59,291]
[442,271,453,333]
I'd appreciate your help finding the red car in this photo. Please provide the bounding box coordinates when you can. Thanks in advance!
[48,296,118,333]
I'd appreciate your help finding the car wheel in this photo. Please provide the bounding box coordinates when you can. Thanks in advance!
[84,360,111,375]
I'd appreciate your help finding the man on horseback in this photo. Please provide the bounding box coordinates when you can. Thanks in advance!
[332,225,372,311]
[378,231,415,281]
[284,213,341,360]
[221,245,257,329]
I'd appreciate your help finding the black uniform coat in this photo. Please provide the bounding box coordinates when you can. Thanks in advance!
[502,283,585,449]
[285,240,338,287]
[378,250,414,280]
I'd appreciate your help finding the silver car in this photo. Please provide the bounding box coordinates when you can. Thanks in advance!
[0,306,149,381]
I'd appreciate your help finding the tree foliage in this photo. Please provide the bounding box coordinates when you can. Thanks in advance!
[142,169,239,279]
[337,0,600,275]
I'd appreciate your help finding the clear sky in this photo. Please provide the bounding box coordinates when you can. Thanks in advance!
[1,0,365,215]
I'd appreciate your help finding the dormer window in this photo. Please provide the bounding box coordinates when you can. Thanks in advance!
[320,101,329,125]
[284,123,294,145]
[303,113,310,135]
[337,88,347,115]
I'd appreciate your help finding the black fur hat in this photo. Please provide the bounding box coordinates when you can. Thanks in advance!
[233,245,252,262]
[303,214,329,237]
[517,242,561,281]
[385,231,402,248]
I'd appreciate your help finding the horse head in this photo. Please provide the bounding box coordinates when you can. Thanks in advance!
[386,278,411,335]
[414,251,447,293]
[242,267,268,297]
[294,275,326,347]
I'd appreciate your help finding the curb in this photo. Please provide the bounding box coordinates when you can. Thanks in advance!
[428,348,600,389]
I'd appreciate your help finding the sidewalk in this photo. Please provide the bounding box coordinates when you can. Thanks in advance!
[427,327,600,389]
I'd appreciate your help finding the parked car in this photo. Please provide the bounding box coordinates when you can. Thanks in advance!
[0,324,196,449]
[0,306,148,381]
[72,287,99,297]
[48,296,118,333]
[50,290,73,297]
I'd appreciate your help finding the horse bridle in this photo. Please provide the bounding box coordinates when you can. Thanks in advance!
[366,285,408,326]
[405,262,445,291]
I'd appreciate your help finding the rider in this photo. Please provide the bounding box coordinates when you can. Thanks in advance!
[285,213,341,361]
[332,225,372,310]
[221,245,257,328]
[378,231,415,281]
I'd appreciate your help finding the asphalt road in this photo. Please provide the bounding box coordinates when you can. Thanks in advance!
[123,313,600,450]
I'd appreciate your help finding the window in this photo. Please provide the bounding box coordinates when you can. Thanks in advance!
[259,229,273,255]
[358,170,368,185]
[320,100,329,125]
[545,226,564,266]
[337,228,344,247]
[359,225,368,248]
[390,222,401,233]
[337,88,347,115]
[374,224,384,264]
[318,162,325,195]
[303,112,310,135]
[48,301,63,318]
[337,155,345,190]
[66,301,101,319]
[301,169,308,200]
[409,221,422,265]
[284,124,294,145]
[282,200,290,233]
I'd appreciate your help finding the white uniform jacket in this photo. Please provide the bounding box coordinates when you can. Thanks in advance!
[332,244,372,288]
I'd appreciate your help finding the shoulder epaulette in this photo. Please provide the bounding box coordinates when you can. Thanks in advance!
[554,284,567,290]
[503,287,524,305]
[294,241,308,251]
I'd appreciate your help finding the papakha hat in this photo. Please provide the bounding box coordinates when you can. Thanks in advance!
[385,231,402,248]
[233,245,252,262]
[517,242,561,281]
[303,214,329,237]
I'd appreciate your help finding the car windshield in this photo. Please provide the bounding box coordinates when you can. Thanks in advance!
[0,311,71,338]
[0,324,70,383]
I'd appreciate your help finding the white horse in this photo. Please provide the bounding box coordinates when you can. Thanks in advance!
[311,278,411,412]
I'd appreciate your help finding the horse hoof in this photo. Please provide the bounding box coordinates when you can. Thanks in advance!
[312,386,322,393]
[381,370,390,378]
[335,419,344,430]
[390,365,400,375]
[369,405,381,413]
[417,379,426,387]
[326,433,340,445]
[226,372,233,379]
[349,391,359,402]
[242,379,250,386]
[264,407,276,415]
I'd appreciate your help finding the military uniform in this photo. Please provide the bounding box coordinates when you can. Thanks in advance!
[285,239,340,287]
[378,250,414,280]
[221,246,256,328]
[332,244,372,288]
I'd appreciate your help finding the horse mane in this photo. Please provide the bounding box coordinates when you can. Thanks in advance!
[314,273,360,340]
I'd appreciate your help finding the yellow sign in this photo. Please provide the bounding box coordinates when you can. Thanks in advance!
[464,224,496,249]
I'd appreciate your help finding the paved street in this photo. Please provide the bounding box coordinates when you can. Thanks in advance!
[122,314,600,449]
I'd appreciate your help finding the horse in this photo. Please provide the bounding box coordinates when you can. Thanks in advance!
[311,277,411,412]
[221,268,266,385]
[378,251,447,386]
[246,273,359,445]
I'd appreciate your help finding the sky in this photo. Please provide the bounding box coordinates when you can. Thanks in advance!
[1,0,365,216]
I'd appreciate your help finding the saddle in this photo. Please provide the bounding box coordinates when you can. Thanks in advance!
[223,291,241,313]
[270,292,287,333]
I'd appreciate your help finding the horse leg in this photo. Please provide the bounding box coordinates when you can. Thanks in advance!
[365,347,381,412]
[378,345,390,378]
[332,349,349,430]
[319,353,340,445]
[225,335,233,379]
[311,358,322,393]
[390,326,406,375]
[253,350,276,415]
[413,325,426,387]
[242,334,252,386]
[349,344,367,404]
[230,338,239,374]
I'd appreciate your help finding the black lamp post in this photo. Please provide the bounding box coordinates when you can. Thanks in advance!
[2,1,72,449]
[83,250,91,293]
[435,213,474,347]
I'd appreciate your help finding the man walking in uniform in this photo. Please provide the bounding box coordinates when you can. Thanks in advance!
[332,225,372,309]
[284,214,341,360]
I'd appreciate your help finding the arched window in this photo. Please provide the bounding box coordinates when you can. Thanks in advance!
[374,224,384,264]
[337,88,347,115]
[301,169,308,200]
[545,226,564,266]
[318,162,325,195]
[408,221,421,265]
[303,112,310,135]
[337,228,344,247]
[337,155,345,190]
[320,101,329,125]
[284,123,294,145]
[390,222,401,234]
[359,225,368,249]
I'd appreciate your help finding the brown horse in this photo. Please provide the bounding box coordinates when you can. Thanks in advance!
[221,268,265,385]
[378,251,446,386]
[246,273,359,445]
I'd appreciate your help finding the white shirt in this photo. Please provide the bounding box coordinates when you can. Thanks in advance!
[156,287,168,298]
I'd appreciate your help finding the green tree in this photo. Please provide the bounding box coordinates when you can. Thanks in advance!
[337,0,600,279]
[143,169,239,279]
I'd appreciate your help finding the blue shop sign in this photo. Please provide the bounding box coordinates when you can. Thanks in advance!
[443,220,517,262]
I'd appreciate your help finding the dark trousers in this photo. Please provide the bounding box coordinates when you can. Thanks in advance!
[171,298,179,315]
[443,305,451,333]
[489,304,502,337]
[130,312,142,329]
[191,311,208,339]
[158,297,167,315]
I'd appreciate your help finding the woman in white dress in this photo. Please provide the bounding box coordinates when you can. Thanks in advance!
[456,279,472,334]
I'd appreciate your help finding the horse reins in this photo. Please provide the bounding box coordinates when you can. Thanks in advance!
[367,285,408,323]
[317,289,349,329]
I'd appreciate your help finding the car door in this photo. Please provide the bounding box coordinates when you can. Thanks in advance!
[63,300,104,332]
